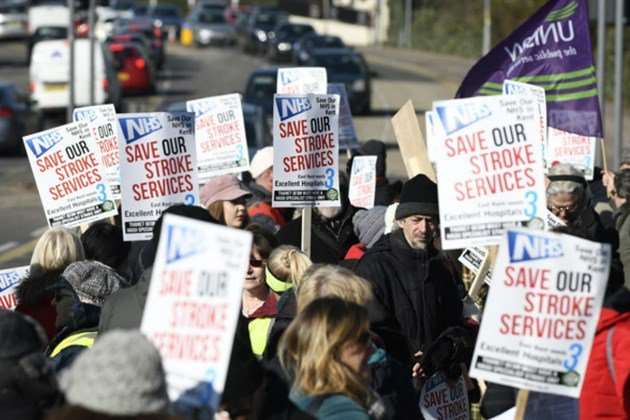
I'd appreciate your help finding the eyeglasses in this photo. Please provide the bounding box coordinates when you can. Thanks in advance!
[549,203,578,214]
[249,258,264,268]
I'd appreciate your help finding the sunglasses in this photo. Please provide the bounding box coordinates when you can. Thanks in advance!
[249,258,264,268]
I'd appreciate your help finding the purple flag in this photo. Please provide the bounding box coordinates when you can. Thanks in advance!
[456,0,602,138]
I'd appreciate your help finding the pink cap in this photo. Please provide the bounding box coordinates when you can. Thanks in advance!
[200,175,251,207]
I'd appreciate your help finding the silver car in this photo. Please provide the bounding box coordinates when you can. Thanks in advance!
[190,10,235,47]
[0,2,27,40]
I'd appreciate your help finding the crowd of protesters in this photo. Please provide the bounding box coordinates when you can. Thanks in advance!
[2,140,630,420]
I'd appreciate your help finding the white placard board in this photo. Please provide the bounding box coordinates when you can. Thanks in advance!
[277,67,327,94]
[547,127,596,180]
[0,266,29,310]
[349,155,377,209]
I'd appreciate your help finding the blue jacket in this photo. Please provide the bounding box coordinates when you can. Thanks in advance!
[290,391,370,420]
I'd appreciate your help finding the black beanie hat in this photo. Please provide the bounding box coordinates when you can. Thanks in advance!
[395,174,439,220]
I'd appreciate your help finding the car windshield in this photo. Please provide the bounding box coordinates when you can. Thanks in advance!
[312,54,363,74]
[154,7,178,17]
[246,75,275,101]
[35,26,67,38]
[311,36,343,49]
[198,12,225,24]
[254,12,278,26]
[277,25,312,39]
[112,0,134,10]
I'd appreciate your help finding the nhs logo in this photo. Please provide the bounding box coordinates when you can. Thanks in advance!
[507,231,563,263]
[25,131,64,158]
[434,102,491,135]
[73,109,98,122]
[279,71,298,86]
[164,224,206,264]
[275,97,311,121]
[187,100,216,118]
[119,116,163,144]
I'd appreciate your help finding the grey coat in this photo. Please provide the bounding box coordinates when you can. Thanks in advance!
[98,267,152,333]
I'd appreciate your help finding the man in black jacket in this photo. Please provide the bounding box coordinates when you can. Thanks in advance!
[355,174,463,366]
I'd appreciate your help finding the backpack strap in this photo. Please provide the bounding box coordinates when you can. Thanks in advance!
[606,326,617,385]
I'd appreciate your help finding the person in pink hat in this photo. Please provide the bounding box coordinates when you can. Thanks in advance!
[200,175,252,229]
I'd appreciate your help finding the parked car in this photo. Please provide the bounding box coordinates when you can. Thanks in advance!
[148,4,182,37]
[27,3,68,35]
[107,33,154,67]
[305,48,371,114]
[188,9,235,47]
[30,39,122,117]
[243,66,277,124]
[266,22,314,62]
[191,0,227,15]
[109,42,156,94]
[239,8,286,54]
[0,82,29,155]
[112,17,165,68]
[0,2,27,40]
[292,33,345,65]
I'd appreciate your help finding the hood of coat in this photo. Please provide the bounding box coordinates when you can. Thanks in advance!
[16,268,63,306]
[597,287,630,333]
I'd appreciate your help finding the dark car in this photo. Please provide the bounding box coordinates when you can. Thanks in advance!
[266,22,314,62]
[239,8,287,54]
[243,66,277,124]
[0,82,30,155]
[147,4,182,37]
[112,17,165,69]
[292,33,345,65]
[109,42,156,94]
[306,48,371,114]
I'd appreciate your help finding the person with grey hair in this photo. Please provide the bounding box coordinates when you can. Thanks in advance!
[609,169,630,287]
[546,163,617,246]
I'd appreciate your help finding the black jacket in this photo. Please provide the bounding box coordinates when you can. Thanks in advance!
[355,230,464,365]
[276,207,358,264]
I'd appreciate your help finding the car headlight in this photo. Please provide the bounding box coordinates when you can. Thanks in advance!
[278,42,291,51]
[154,19,163,27]
[352,79,366,92]
[199,29,211,39]
[255,29,267,42]
[299,51,309,62]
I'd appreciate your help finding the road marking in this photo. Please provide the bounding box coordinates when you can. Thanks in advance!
[0,241,18,253]
[0,238,38,266]
[30,226,48,238]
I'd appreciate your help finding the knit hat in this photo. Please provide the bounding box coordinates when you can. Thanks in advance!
[59,330,169,416]
[395,174,439,220]
[353,206,387,248]
[199,175,251,207]
[0,309,47,361]
[250,146,274,179]
[61,260,123,307]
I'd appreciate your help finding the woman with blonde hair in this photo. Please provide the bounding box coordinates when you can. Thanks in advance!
[279,297,374,419]
[266,245,312,294]
[16,227,85,339]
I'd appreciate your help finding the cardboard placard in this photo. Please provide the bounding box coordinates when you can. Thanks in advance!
[141,214,252,410]
[277,67,327,94]
[0,266,29,310]
[186,93,250,182]
[118,112,199,241]
[23,121,117,228]
[73,104,122,199]
[327,83,359,150]
[432,95,546,250]
[272,94,340,208]
[391,100,436,181]
[425,110,438,163]
[349,155,377,209]
[469,228,611,397]
[546,127,596,180]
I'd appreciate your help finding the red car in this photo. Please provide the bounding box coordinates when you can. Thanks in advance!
[109,42,156,94]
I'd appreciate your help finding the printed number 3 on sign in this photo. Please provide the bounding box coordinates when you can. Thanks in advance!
[325,168,335,188]
[563,343,583,372]
[524,190,538,220]
[96,183,107,203]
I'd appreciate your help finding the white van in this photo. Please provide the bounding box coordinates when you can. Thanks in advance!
[28,4,69,35]
[30,39,122,114]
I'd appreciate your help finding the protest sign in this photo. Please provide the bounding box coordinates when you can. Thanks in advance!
[459,247,492,285]
[327,83,359,150]
[73,104,122,199]
[0,266,29,310]
[141,214,252,410]
[391,100,436,181]
[272,94,340,208]
[547,127,596,180]
[419,372,470,420]
[503,80,547,165]
[277,67,327,94]
[186,93,249,181]
[118,112,199,241]
[469,228,611,397]
[432,95,546,250]
[23,121,117,228]
[349,155,377,209]
[425,111,439,162]
[546,208,566,230]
